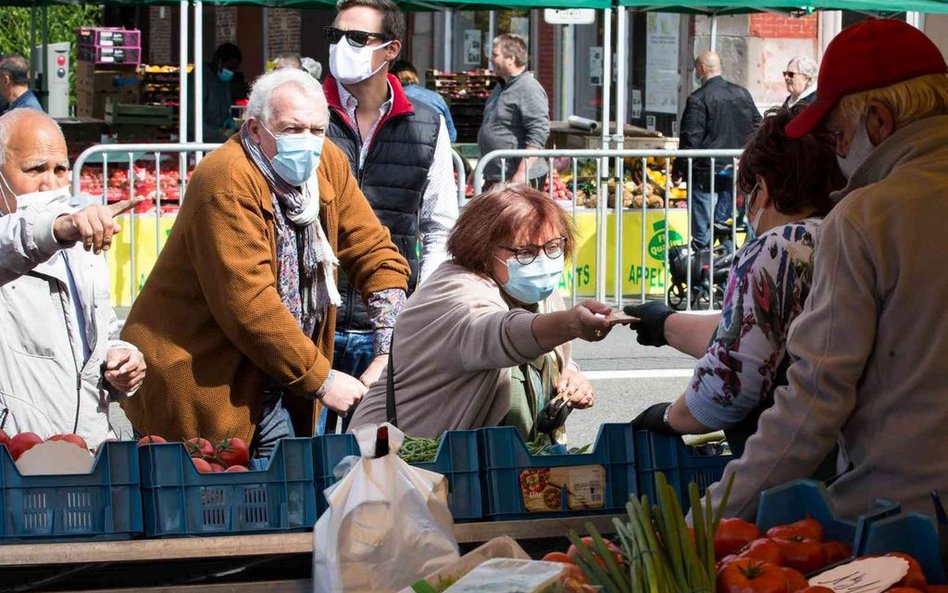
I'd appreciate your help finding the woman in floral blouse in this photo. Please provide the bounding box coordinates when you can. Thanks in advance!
[627,105,845,458]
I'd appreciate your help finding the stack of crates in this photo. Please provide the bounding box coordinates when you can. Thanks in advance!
[77,27,141,66]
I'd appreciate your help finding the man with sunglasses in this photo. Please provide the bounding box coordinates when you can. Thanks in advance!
[322,0,458,432]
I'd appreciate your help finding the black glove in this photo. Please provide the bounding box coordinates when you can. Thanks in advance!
[623,301,675,347]
[630,402,677,435]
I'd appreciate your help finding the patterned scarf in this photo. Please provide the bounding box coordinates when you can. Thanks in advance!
[240,123,341,337]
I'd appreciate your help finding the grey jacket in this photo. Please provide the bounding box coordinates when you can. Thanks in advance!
[477,72,550,181]
[348,261,573,438]
[0,206,133,448]
[709,116,948,521]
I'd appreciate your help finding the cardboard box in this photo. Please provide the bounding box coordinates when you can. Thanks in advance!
[76,62,140,119]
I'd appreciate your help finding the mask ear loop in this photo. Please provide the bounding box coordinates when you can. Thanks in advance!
[0,170,17,214]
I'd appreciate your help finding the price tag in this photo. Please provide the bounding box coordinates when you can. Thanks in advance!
[808,556,909,593]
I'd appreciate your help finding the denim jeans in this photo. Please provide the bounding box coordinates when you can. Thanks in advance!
[317,331,375,434]
[691,173,735,250]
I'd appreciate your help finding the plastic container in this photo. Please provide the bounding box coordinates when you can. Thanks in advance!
[756,479,901,551]
[78,45,141,65]
[633,429,731,509]
[859,511,947,584]
[0,441,142,541]
[77,27,141,48]
[478,423,636,521]
[312,432,483,521]
[138,438,316,537]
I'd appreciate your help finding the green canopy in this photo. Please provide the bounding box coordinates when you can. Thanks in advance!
[617,0,948,13]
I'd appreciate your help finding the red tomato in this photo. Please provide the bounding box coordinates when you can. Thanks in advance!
[225,465,249,472]
[886,589,927,593]
[185,437,215,458]
[191,458,212,473]
[717,558,789,593]
[541,552,575,564]
[216,437,250,468]
[821,540,851,565]
[886,552,927,591]
[766,517,824,541]
[567,536,624,571]
[740,538,785,567]
[50,434,88,450]
[782,567,809,593]
[9,432,44,460]
[137,435,167,446]
[0,429,10,447]
[771,537,827,574]
[716,518,762,559]
[209,462,226,473]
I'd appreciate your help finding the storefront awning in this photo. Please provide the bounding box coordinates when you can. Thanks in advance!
[617,0,948,14]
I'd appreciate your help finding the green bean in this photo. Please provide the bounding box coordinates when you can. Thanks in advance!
[398,435,440,463]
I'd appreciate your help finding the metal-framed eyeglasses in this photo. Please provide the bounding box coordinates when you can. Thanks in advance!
[323,26,392,48]
[782,71,805,79]
[498,238,567,265]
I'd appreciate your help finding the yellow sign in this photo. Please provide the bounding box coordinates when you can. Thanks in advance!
[559,209,691,299]
[107,213,176,307]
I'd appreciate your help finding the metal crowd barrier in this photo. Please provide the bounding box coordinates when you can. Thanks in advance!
[471,148,745,310]
[71,142,468,305]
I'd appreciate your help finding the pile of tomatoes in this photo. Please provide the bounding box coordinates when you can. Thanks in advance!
[715,517,933,593]
[0,429,90,460]
[541,536,624,593]
[138,435,251,473]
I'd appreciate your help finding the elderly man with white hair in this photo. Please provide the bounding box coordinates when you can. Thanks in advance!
[0,108,145,448]
[781,55,818,108]
[121,68,410,458]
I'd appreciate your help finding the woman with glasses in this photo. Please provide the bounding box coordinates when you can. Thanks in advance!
[626,106,844,462]
[348,185,613,441]
[782,56,819,108]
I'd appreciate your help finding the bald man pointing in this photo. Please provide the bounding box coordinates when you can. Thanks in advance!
[673,51,761,251]
[0,109,145,448]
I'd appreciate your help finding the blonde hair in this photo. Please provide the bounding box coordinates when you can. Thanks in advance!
[833,73,948,129]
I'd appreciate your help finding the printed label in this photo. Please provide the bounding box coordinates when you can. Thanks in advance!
[519,465,606,512]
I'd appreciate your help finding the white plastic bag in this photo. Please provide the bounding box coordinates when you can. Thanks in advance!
[313,423,460,593]
[400,536,530,593]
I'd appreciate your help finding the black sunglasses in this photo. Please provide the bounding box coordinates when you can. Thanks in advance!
[323,26,392,48]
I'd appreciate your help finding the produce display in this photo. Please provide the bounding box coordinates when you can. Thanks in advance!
[136,435,251,473]
[558,157,689,210]
[77,160,194,208]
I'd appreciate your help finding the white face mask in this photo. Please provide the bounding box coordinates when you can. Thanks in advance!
[329,38,392,85]
[837,114,876,180]
[0,171,71,213]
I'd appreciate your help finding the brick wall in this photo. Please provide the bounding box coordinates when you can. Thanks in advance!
[536,19,555,114]
[749,14,818,39]
[215,6,238,47]
[148,6,172,64]
[267,8,302,58]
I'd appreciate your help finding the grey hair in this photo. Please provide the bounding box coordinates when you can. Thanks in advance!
[788,56,819,86]
[0,109,65,166]
[246,68,326,126]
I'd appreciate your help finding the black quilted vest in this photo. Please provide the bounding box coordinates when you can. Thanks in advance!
[327,86,440,332]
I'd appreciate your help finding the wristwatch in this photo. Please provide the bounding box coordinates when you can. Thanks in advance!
[662,403,672,429]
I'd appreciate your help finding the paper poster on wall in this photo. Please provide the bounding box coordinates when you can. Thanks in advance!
[589,47,603,86]
[645,13,680,115]
[631,89,643,119]
[464,29,482,65]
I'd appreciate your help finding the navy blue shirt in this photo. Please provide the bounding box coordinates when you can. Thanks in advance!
[0,90,44,115]
[402,83,457,143]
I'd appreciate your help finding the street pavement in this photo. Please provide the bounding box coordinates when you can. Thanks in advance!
[109,310,697,444]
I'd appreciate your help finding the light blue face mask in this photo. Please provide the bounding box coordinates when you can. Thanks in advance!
[217,68,235,82]
[262,124,324,186]
[745,182,763,242]
[499,253,564,304]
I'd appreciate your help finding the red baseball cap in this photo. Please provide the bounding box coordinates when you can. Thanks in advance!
[785,18,948,138]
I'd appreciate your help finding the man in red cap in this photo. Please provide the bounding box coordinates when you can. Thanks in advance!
[707,18,948,521]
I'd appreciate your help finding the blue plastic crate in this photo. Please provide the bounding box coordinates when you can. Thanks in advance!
[312,431,483,521]
[139,438,316,537]
[478,423,636,521]
[412,430,483,521]
[755,479,902,551]
[633,429,731,509]
[0,441,142,542]
[859,512,947,584]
